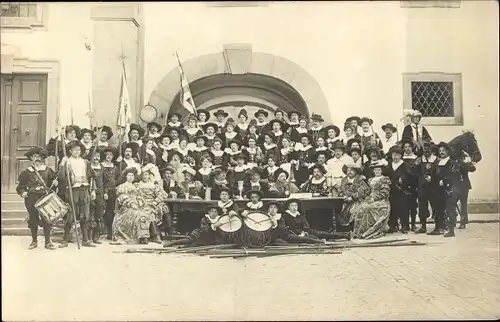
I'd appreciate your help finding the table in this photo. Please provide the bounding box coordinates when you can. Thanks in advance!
[165,197,344,235]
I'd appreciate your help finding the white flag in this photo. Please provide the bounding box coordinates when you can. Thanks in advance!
[176,52,197,115]
[117,61,132,142]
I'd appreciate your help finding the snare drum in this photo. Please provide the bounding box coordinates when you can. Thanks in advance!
[34,192,70,225]
[242,211,273,247]
[216,215,243,245]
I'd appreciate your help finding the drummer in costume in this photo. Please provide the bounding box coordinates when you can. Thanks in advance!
[381,123,398,157]
[128,123,145,148]
[414,142,438,234]
[430,142,461,237]
[222,118,242,147]
[308,113,324,143]
[202,122,219,149]
[196,109,210,129]
[167,112,184,130]
[102,146,120,240]
[58,141,96,248]
[293,133,315,186]
[385,145,412,233]
[217,187,239,217]
[254,109,269,133]
[402,110,432,153]
[402,139,420,231]
[268,168,300,198]
[210,138,228,169]
[323,125,341,150]
[235,109,250,141]
[261,132,280,162]
[162,205,223,247]
[242,136,263,168]
[17,147,58,250]
[243,167,270,197]
[242,190,266,212]
[80,128,96,159]
[213,109,228,134]
[359,117,383,152]
[88,147,105,244]
[184,114,203,145]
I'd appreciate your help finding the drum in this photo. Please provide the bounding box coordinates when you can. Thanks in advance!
[241,211,273,247]
[216,215,243,245]
[34,192,70,225]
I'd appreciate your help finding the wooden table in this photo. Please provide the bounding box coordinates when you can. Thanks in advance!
[165,197,344,234]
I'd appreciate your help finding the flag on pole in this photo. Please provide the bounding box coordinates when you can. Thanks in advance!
[175,52,197,116]
[117,60,132,142]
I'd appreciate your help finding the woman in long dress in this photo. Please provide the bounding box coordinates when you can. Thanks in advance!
[112,168,155,244]
[337,162,371,231]
[351,162,391,239]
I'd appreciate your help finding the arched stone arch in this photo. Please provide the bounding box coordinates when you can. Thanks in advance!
[148,48,330,124]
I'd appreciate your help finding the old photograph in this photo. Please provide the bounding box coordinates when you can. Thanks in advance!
[1,1,499,320]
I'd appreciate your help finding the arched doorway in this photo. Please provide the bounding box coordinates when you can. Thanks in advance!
[147,49,330,125]
[168,73,309,120]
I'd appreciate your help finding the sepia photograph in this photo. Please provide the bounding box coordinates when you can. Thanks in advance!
[1,1,499,320]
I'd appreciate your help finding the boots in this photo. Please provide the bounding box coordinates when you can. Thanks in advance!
[106,225,113,240]
[92,226,102,244]
[42,225,56,250]
[81,224,96,247]
[149,223,162,244]
[444,227,455,237]
[29,227,38,249]
[458,223,466,229]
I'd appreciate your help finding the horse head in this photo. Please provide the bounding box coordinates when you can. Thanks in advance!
[449,131,482,163]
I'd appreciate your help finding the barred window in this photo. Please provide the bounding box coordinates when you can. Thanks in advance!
[0,3,37,18]
[403,73,463,126]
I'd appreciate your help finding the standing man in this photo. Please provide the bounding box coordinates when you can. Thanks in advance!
[457,150,477,229]
[88,148,105,244]
[402,110,432,153]
[96,125,114,148]
[102,146,119,240]
[128,123,145,148]
[308,113,324,143]
[345,116,362,136]
[16,147,58,250]
[254,109,269,133]
[213,109,229,134]
[58,141,96,247]
[381,123,398,157]
[414,142,438,234]
[385,145,411,233]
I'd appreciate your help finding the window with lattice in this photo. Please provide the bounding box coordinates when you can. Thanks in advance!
[411,81,454,117]
[1,3,37,17]
[403,73,463,125]
[1,2,44,29]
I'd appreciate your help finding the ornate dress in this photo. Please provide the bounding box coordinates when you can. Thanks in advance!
[137,181,169,225]
[351,176,391,239]
[113,182,154,243]
[300,176,330,196]
[211,149,229,169]
[243,146,263,168]
[337,175,371,227]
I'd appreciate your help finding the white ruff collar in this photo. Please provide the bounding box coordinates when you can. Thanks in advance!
[205,214,221,224]
[29,165,47,172]
[205,134,216,139]
[234,165,248,172]
[148,132,161,138]
[218,200,234,209]
[192,146,207,152]
[101,162,115,168]
[310,126,323,131]
[403,153,417,160]
[168,121,182,127]
[246,201,263,209]
[211,150,224,156]
[316,146,328,151]
[269,212,282,221]
[198,167,212,175]
[237,122,249,130]
[225,132,237,139]
[296,127,308,133]
[311,177,326,184]
[285,210,301,218]
[272,130,283,136]
[438,157,450,166]
[422,155,437,163]
[224,149,240,155]
[256,121,268,127]
[263,143,277,150]
[266,165,279,173]
[360,130,374,137]
[81,141,93,149]
[185,127,200,135]
[295,145,312,152]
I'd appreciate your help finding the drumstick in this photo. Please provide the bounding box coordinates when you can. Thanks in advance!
[244,215,262,225]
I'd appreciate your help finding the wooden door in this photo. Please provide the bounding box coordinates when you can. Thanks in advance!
[1,74,47,193]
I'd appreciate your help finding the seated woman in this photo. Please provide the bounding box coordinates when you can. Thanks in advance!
[268,168,300,198]
[111,168,156,245]
[337,162,371,232]
[163,205,224,248]
[137,164,169,243]
[300,164,330,197]
[351,162,391,239]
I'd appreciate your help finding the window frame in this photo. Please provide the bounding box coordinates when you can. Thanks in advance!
[403,72,463,126]
[0,2,45,29]
[400,0,461,8]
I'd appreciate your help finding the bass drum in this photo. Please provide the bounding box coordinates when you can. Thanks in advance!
[241,211,273,248]
[216,215,243,245]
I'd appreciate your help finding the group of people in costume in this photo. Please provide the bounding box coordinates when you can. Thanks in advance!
[17,107,477,250]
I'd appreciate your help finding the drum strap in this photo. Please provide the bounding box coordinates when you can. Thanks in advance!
[30,167,49,193]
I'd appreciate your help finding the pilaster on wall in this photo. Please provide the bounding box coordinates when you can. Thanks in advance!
[90,3,144,131]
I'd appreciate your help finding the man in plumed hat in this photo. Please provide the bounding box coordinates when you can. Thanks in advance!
[96,125,113,148]
[80,128,96,159]
[17,147,58,250]
[345,116,362,135]
[402,110,432,152]
[381,123,398,156]
[46,125,81,164]
[196,109,210,127]
[58,140,96,247]
[128,123,145,147]
[119,142,142,174]
[145,121,163,140]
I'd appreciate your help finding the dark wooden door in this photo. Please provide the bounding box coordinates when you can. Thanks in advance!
[1,74,47,193]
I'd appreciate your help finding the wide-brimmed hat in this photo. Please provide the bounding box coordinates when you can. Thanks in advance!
[381,123,397,133]
[436,141,452,152]
[167,150,183,162]
[166,126,181,135]
[202,122,218,132]
[194,135,208,143]
[181,166,196,176]
[157,133,172,143]
[267,200,281,210]
[314,150,330,161]
[161,165,176,174]
[67,140,86,153]
[346,116,361,124]
[268,119,285,130]
[80,128,96,140]
[246,189,264,199]
[142,136,158,145]
[97,125,113,140]
[388,145,404,155]
[213,109,229,118]
[342,162,362,175]
[168,112,182,120]
[128,123,145,138]
[360,117,373,126]
[103,146,119,160]
[86,147,105,162]
[262,132,277,142]
[346,138,362,148]
[65,125,82,140]
[25,147,48,160]
[206,205,222,215]
[331,140,346,151]
[121,142,139,155]
[197,109,210,121]
[369,159,388,169]
[401,138,415,148]
[309,163,327,175]
[347,147,362,156]
[286,198,301,209]
[273,168,289,181]
[322,125,340,137]
[228,139,241,148]
[364,145,382,157]
[248,167,262,177]
[254,109,269,118]
[298,132,313,143]
[219,187,233,197]
[412,110,423,118]
[310,113,324,122]
[234,152,247,161]
[343,123,354,132]
[288,110,302,118]
[147,121,162,132]
[238,109,248,119]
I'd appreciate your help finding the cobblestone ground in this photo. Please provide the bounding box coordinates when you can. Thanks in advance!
[2,223,499,321]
